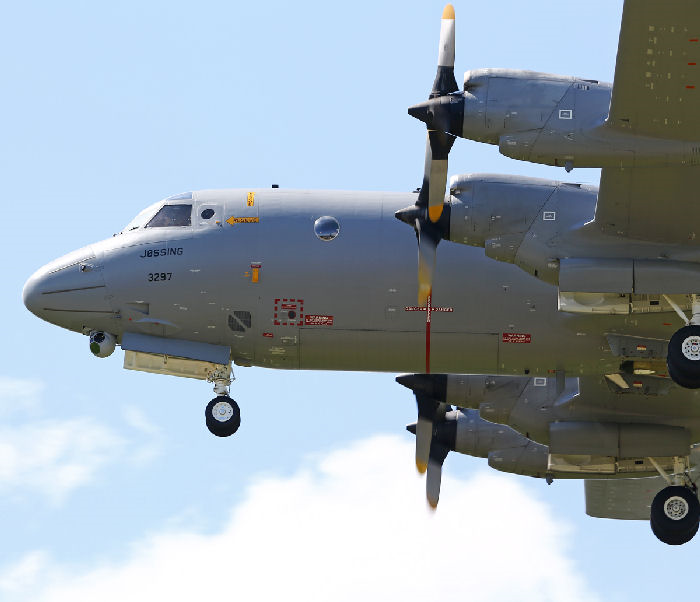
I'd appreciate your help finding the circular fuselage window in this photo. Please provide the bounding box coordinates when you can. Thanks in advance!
[314,216,340,241]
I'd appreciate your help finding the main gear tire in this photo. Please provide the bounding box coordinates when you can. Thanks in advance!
[650,486,700,538]
[651,518,699,546]
[667,325,700,388]
[666,361,700,389]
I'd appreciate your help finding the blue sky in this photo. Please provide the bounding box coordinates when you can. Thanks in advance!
[2,0,694,600]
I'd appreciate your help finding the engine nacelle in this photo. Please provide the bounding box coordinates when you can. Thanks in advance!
[462,69,579,145]
[487,443,549,478]
[89,331,116,358]
[447,173,598,285]
[450,408,531,458]
[397,373,531,409]
[411,68,697,169]
[437,409,551,478]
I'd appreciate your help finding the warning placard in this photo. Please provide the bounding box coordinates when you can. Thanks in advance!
[305,315,334,326]
[502,333,531,344]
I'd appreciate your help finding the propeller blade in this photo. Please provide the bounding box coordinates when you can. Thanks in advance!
[399,5,459,307]
[414,395,447,473]
[426,439,450,509]
[427,129,455,223]
[415,416,432,474]
[431,4,458,98]
[417,219,437,307]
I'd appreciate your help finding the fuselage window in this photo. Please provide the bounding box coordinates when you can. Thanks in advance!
[201,208,215,220]
[314,216,340,241]
[146,204,192,228]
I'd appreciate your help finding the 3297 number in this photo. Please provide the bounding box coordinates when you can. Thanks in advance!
[148,272,172,282]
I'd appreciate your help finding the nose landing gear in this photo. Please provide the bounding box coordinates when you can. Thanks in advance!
[205,396,241,437]
[204,366,240,437]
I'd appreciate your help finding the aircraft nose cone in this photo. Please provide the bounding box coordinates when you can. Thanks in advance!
[22,269,44,318]
[22,245,112,328]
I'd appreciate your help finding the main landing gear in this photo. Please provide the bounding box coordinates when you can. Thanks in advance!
[665,295,700,388]
[204,366,240,438]
[649,457,700,545]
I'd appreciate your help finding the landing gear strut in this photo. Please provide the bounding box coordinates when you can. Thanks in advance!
[204,366,240,437]
[648,456,700,545]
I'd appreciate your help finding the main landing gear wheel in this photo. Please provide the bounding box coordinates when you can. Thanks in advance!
[205,396,241,437]
[650,485,700,545]
[667,325,700,389]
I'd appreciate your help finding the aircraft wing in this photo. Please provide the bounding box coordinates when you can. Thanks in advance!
[607,0,700,139]
[594,166,700,241]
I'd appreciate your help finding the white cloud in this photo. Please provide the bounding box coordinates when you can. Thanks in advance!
[121,405,163,465]
[12,436,600,602]
[0,551,49,595]
[0,418,125,504]
[0,376,44,415]
[0,376,163,504]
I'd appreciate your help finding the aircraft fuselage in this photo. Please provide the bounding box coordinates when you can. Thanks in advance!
[23,188,680,377]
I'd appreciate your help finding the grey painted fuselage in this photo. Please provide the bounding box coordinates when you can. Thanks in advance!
[24,187,684,377]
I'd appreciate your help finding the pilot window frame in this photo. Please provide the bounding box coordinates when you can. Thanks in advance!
[145,204,193,228]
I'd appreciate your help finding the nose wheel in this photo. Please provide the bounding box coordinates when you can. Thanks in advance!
[205,365,240,437]
[205,396,241,437]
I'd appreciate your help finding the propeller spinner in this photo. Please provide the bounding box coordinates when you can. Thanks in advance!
[396,4,459,306]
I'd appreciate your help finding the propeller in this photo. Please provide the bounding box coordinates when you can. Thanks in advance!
[407,398,457,508]
[396,4,459,306]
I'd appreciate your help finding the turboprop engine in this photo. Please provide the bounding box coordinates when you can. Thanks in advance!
[406,407,551,507]
[397,372,580,445]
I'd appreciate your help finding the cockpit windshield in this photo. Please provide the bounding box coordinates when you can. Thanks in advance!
[146,204,192,227]
[121,201,164,233]
[121,192,194,233]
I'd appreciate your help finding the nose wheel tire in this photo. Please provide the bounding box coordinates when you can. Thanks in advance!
[205,396,241,437]
[650,486,700,545]
[667,325,700,388]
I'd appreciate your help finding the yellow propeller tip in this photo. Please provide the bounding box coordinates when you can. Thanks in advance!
[416,461,428,474]
[442,4,455,19]
[428,499,439,510]
[428,204,443,223]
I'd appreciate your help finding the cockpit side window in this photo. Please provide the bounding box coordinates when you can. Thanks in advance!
[146,204,192,228]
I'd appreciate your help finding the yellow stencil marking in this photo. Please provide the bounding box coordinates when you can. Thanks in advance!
[247,192,255,207]
[226,216,260,225]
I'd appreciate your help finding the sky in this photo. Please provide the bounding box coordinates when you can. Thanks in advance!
[1,0,694,600]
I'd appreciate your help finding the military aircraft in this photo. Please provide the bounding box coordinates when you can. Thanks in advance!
[22,1,700,545]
